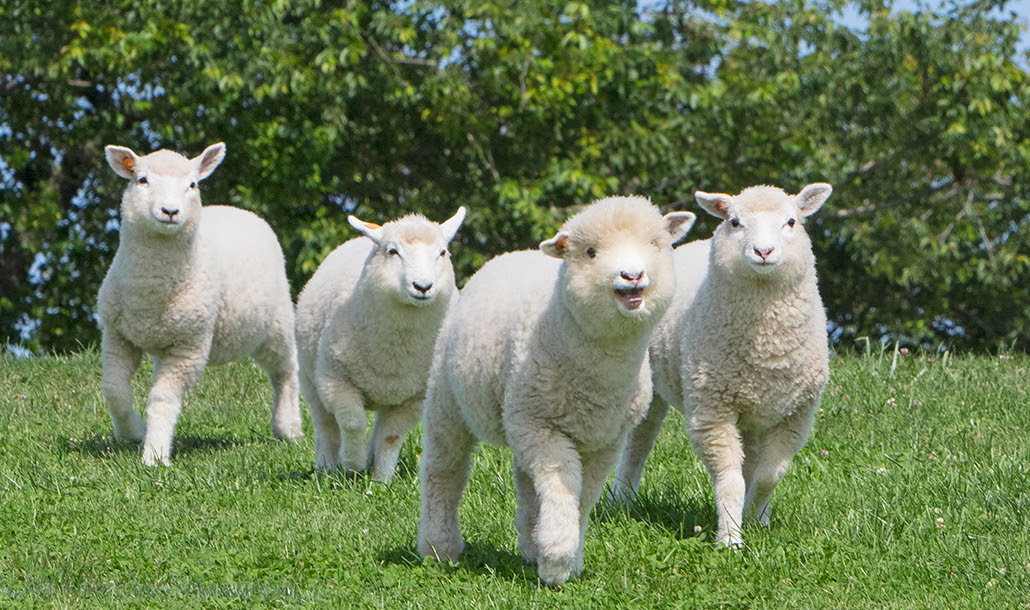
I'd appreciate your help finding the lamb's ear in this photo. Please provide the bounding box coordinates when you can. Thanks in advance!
[439,206,467,244]
[348,215,385,244]
[194,143,226,181]
[540,231,570,259]
[663,211,696,245]
[796,182,832,218]
[695,191,733,220]
[105,146,139,179]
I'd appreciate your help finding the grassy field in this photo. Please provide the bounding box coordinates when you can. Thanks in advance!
[1,348,1028,608]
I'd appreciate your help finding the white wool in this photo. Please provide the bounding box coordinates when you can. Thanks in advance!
[612,183,833,548]
[295,208,465,482]
[417,196,695,586]
[97,143,302,466]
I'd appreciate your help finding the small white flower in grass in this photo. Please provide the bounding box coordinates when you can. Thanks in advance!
[877,467,889,476]
[365,489,373,498]
[936,517,945,528]
[693,525,702,534]
[934,507,942,514]
[885,397,897,408]
[820,449,829,458]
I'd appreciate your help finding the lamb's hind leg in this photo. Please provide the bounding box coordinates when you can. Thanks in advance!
[253,318,303,440]
[367,395,422,483]
[101,331,144,442]
[610,396,669,503]
[744,407,815,527]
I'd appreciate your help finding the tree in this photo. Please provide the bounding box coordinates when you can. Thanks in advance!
[1,0,1027,353]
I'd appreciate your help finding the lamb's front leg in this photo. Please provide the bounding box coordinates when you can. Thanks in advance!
[513,460,541,565]
[101,331,144,442]
[417,382,475,562]
[142,352,207,466]
[610,396,668,503]
[744,405,815,527]
[367,395,422,483]
[318,375,368,474]
[516,429,582,587]
[689,417,746,548]
[575,443,623,577]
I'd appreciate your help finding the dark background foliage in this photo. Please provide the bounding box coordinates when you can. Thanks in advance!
[2,0,1028,353]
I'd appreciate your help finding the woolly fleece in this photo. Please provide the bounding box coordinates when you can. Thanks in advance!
[417,196,695,586]
[295,209,465,482]
[612,183,833,547]
[97,143,302,466]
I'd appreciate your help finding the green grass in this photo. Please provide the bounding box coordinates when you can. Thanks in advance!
[1,349,1028,608]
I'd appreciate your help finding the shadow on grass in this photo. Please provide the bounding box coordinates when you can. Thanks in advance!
[378,541,541,587]
[63,431,243,460]
[595,484,716,541]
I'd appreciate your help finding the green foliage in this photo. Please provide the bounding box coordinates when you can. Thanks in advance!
[1,352,1029,605]
[1,0,1028,352]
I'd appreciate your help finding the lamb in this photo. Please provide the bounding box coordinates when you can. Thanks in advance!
[417,196,696,586]
[295,208,466,483]
[97,143,303,466]
[611,183,833,548]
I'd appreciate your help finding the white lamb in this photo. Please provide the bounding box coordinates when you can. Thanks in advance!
[97,143,303,466]
[295,208,466,482]
[611,183,833,548]
[417,196,695,586]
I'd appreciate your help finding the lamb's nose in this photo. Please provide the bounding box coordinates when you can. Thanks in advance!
[161,207,179,220]
[413,281,433,294]
[620,270,644,283]
[754,246,774,260]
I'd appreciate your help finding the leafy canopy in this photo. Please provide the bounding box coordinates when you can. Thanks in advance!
[1,0,1027,352]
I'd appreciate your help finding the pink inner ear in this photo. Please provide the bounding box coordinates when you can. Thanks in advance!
[716,198,730,215]
[555,234,568,249]
[364,222,381,230]
[122,157,135,171]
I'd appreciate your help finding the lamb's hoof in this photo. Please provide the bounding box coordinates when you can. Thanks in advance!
[273,424,304,440]
[537,557,573,588]
[113,420,146,443]
[716,536,744,551]
[141,446,171,467]
[417,537,464,563]
[370,469,395,485]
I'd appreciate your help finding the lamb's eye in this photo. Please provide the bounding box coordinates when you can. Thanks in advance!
[586,247,597,259]
[787,218,796,228]
[189,182,197,189]
[439,249,447,258]
[137,176,148,185]
[388,247,399,256]
[729,218,740,228]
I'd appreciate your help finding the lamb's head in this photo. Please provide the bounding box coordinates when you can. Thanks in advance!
[348,207,466,307]
[541,196,695,334]
[697,183,832,282]
[105,143,226,238]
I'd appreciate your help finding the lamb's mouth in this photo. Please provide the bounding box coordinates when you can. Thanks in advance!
[408,292,435,305]
[615,287,645,310]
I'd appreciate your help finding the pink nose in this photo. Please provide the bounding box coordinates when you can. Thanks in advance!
[621,270,644,282]
[754,246,773,260]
